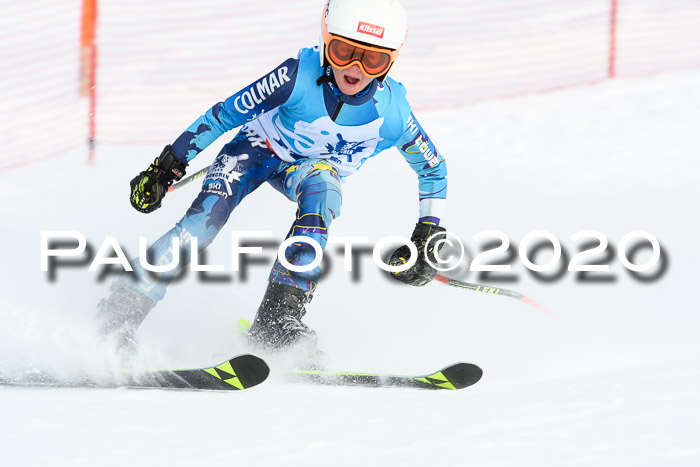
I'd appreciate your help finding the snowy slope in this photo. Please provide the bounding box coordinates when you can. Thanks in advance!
[1,69,699,466]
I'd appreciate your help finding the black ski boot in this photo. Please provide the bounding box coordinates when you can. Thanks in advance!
[248,282,318,352]
[96,282,155,355]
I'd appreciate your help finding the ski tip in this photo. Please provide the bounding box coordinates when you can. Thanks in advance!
[226,354,270,389]
[194,353,270,390]
[439,363,483,389]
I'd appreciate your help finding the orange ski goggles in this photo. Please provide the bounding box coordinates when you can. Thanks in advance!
[322,31,399,78]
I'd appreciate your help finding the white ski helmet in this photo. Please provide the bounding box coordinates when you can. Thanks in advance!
[320,0,408,75]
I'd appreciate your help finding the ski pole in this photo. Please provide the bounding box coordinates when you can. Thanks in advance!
[434,274,554,317]
[169,165,211,192]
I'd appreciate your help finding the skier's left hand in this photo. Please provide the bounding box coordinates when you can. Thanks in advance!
[389,222,447,286]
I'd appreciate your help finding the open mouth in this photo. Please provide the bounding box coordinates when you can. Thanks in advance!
[344,75,361,86]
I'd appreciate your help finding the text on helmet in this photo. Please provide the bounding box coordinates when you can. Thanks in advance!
[357,22,385,39]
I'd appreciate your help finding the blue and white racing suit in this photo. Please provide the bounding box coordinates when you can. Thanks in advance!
[121,46,447,300]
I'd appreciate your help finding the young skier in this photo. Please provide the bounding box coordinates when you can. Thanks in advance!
[97,0,448,356]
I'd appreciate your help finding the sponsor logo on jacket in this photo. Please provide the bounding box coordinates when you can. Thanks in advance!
[234,67,291,114]
[403,114,440,168]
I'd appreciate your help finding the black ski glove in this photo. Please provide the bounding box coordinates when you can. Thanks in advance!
[389,222,447,287]
[130,145,187,213]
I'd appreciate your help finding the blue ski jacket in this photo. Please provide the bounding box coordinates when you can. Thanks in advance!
[171,46,447,224]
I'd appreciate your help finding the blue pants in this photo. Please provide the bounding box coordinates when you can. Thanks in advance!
[120,125,343,303]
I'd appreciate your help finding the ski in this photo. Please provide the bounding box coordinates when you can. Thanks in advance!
[0,354,269,391]
[234,320,482,390]
[127,354,270,391]
[283,362,483,390]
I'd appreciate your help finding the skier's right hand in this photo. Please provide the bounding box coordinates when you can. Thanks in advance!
[130,145,187,213]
